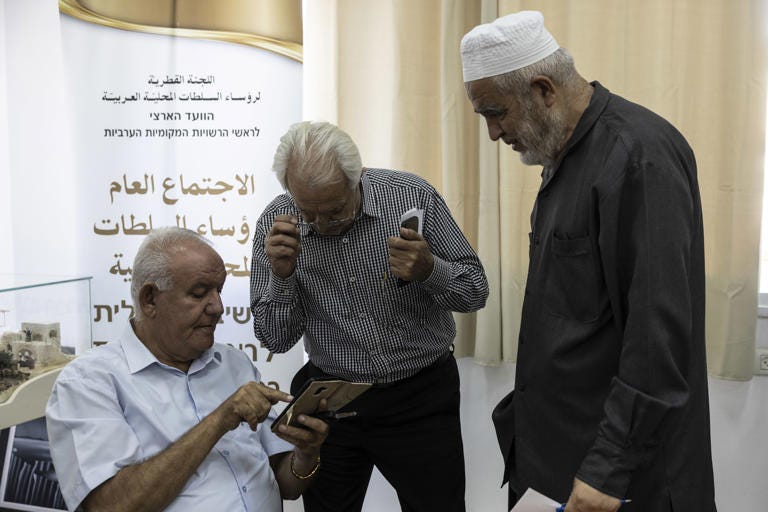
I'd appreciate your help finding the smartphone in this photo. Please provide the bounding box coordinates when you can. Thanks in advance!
[399,207,423,235]
[270,377,371,432]
[401,214,420,232]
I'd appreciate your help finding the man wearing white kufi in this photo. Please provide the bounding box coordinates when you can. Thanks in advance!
[461,10,717,512]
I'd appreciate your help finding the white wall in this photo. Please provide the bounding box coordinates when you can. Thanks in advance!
[2,0,78,277]
[0,1,14,274]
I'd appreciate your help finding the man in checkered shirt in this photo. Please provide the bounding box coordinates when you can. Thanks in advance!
[250,121,489,512]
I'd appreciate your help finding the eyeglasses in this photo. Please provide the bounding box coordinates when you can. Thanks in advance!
[297,214,357,235]
[295,187,362,235]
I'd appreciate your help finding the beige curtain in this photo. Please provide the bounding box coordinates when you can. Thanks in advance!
[303,0,767,380]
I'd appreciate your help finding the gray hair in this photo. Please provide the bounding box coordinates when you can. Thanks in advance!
[272,121,362,191]
[490,48,577,99]
[130,227,212,318]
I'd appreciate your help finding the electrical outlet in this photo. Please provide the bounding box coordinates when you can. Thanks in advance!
[755,349,768,376]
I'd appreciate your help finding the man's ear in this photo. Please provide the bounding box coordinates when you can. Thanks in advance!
[139,283,159,318]
[529,76,557,107]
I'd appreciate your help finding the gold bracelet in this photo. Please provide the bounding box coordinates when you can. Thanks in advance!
[290,452,321,479]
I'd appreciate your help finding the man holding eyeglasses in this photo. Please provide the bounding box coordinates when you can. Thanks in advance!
[250,121,489,512]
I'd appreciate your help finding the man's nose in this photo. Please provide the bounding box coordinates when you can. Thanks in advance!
[486,118,503,141]
[207,291,224,315]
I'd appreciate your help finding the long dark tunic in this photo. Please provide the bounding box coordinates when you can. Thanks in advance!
[493,82,716,511]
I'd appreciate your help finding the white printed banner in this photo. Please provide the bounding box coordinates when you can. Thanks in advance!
[60,15,304,389]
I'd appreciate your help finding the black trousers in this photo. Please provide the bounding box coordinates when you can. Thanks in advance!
[290,354,466,512]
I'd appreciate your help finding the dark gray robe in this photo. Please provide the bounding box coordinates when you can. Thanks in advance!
[494,82,716,512]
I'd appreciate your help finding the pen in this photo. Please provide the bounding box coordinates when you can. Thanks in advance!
[555,499,631,511]
[310,411,357,421]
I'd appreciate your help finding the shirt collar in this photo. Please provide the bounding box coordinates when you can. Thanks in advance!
[540,81,610,189]
[563,81,610,153]
[121,318,221,375]
[359,169,380,220]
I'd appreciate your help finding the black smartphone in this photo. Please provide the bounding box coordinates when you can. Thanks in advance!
[400,214,421,232]
[399,207,423,235]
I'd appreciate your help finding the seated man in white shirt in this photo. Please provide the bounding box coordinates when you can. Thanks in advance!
[46,227,328,512]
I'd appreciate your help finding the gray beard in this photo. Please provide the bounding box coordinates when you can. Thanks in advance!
[517,102,566,168]
[520,148,553,167]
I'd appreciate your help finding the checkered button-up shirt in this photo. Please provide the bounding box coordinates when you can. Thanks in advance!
[250,168,489,383]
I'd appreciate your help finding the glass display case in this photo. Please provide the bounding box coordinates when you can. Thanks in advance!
[0,275,92,511]
[0,275,93,429]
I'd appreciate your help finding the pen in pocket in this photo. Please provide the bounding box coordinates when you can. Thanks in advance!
[310,411,357,421]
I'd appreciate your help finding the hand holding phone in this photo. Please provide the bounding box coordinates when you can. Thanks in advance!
[393,207,426,287]
[271,378,371,432]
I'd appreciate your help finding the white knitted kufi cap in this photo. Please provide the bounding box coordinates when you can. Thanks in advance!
[460,11,559,82]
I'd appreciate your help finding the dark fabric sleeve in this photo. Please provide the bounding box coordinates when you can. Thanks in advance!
[576,156,700,497]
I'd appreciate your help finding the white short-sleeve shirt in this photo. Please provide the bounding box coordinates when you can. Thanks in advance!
[46,323,292,512]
